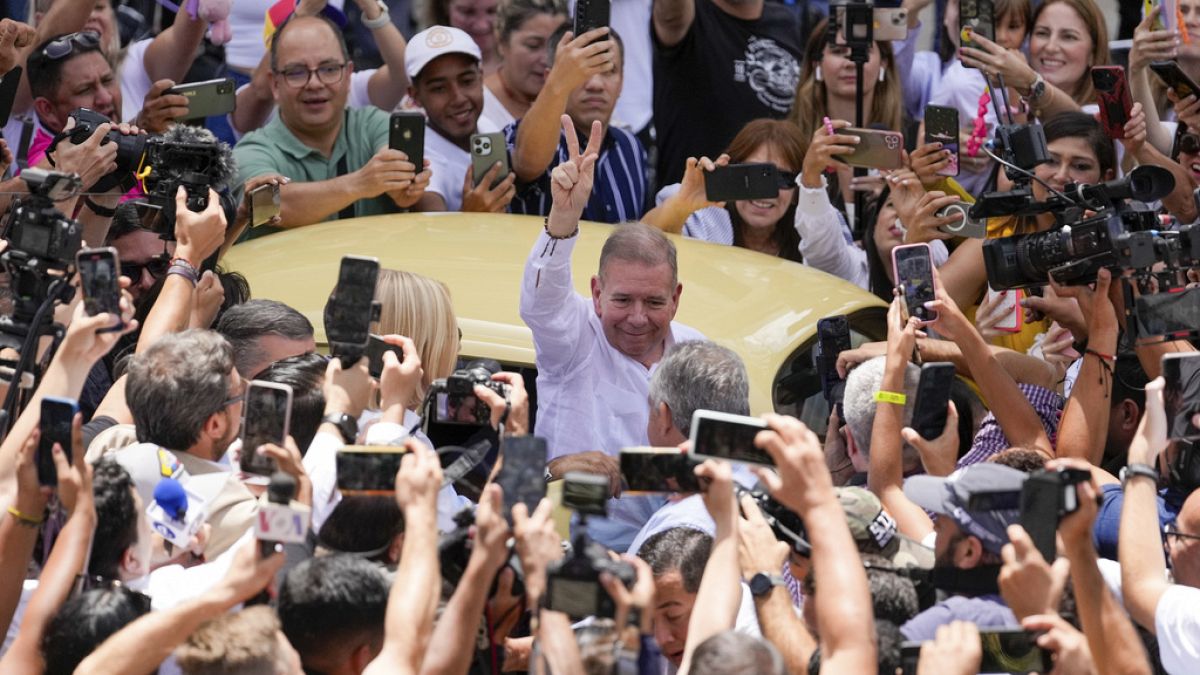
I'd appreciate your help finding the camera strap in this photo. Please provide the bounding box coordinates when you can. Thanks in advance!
[336,155,356,221]
[438,436,495,488]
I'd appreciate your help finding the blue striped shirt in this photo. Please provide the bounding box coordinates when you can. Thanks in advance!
[504,119,647,223]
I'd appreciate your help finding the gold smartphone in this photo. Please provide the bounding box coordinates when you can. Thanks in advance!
[835,127,905,170]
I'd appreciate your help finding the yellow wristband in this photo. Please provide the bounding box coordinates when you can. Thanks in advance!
[7,505,44,526]
[873,390,907,405]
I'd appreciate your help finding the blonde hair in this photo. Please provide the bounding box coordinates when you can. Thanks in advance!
[789,17,902,149]
[175,606,287,675]
[374,269,460,404]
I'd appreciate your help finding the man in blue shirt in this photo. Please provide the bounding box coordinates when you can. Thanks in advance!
[508,24,647,223]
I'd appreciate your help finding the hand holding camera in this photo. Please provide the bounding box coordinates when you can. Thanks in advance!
[737,494,790,580]
[56,291,137,368]
[512,497,559,609]
[998,524,1069,621]
[801,120,857,189]
[44,411,89,517]
[50,119,117,194]
[355,147,417,200]
[675,153,731,210]
[12,429,48,523]
[461,160,516,214]
[472,484,514,572]
[473,371,529,436]
[173,187,226,267]
[135,79,191,134]
[213,537,286,607]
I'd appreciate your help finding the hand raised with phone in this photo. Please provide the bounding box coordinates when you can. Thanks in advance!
[546,28,616,93]
[800,120,857,189]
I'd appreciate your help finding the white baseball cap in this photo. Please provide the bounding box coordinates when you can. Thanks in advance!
[405,26,482,80]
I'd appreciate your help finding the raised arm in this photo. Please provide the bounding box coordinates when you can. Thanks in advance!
[1127,8,1178,155]
[652,0,695,48]
[959,32,1081,119]
[755,415,876,674]
[0,432,45,638]
[1119,377,1172,632]
[141,3,207,85]
[1054,270,1119,467]
[642,154,727,235]
[74,540,285,675]
[512,29,613,182]
[364,438,443,675]
[353,0,410,110]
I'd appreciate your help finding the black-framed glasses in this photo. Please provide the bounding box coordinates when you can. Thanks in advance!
[41,31,101,60]
[1165,521,1200,544]
[275,62,348,88]
[120,254,171,281]
[222,392,245,408]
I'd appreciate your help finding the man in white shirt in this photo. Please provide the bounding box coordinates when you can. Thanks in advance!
[521,116,703,550]
[407,26,516,213]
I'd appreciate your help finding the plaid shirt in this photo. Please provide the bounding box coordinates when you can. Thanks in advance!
[957,384,1064,468]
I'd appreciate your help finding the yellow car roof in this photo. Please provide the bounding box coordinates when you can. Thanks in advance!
[223,213,887,414]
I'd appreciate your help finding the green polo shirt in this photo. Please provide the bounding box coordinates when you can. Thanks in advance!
[233,106,396,240]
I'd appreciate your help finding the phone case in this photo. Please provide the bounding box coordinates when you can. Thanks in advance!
[703,163,781,202]
[470,132,509,188]
[389,112,425,170]
[365,334,404,379]
[959,0,995,57]
[891,243,938,324]
[327,256,380,347]
[984,286,1023,333]
[249,183,280,227]
[924,105,960,177]
[872,8,910,41]
[240,381,293,477]
[1150,60,1200,100]
[168,78,236,120]
[76,247,122,324]
[1092,66,1132,139]
[911,363,956,440]
[838,128,904,170]
[574,0,611,37]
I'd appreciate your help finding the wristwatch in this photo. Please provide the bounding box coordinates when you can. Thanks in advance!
[361,0,391,29]
[322,412,358,443]
[748,573,787,598]
[1024,73,1047,105]
[1120,462,1159,487]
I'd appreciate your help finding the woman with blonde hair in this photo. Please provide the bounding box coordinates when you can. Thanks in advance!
[374,268,459,410]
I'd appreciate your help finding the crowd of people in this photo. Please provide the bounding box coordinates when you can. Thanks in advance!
[0,0,1197,673]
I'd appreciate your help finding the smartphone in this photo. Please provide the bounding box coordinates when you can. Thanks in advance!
[574,0,611,39]
[911,363,957,440]
[166,78,236,120]
[76,247,123,332]
[1092,66,1133,139]
[872,7,909,41]
[1150,60,1200,100]
[336,446,407,495]
[936,201,987,238]
[496,435,548,519]
[978,629,1054,673]
[1146,0,1178,33]
[0,66,22,128]
[248,183,280,227]
[835,128,904,170]
[960,0,996,59]
[560,471,609,516]
[815,315,851,406]
[703,163,783,202]
[985,286,1023,333]
[892,243,938,324]
[470,132,509,188]
[1135,287,1200,338]
[365,334,404,379]
[924,105,960,177]
[325,256,379,348]
[1019,467,1088,562]
[619,447,701,493]
[899,641,921,675]
[688,410,772,466]
[37,397,78,487]
[240,381,293,477]
[389,112,425,171]
[1162,352,1200,441]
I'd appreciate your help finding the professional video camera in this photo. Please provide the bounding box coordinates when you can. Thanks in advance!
[50,109,235,238]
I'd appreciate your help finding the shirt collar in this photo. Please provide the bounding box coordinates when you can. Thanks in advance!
[275,108,350,163]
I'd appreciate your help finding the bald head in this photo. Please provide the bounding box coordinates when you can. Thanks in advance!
[269,14,349,72]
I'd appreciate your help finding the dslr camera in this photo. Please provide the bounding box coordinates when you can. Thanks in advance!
[424,360,510,426]
[545,472,634,620]
[56,108,147,193]
[2,169,82,268]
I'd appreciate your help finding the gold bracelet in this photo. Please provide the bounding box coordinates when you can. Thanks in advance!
[873,390,907,405]
[7,505,44,527]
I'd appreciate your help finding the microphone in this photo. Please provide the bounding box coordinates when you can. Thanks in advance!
[1071,165,1176,207]
[146,477,207,551]
[254,471,310,556]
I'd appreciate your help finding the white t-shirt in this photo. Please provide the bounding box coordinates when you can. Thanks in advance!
[119,38,154,124]
[479,86,516,133]
[225,0,347,72]
[425,117,500,212]
[1155,584,1200,673]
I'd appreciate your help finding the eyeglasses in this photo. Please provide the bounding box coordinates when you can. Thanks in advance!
[275,62,348,88]
[40,31,101,60]
[120,254,171,281]
[1165,521,1200,544]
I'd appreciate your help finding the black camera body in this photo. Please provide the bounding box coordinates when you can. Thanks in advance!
[545,535,635,620]
[425,360,509,426]
[439,507,526,598]
[742,489,811,556]
[2,169,83,268]
[137,138,225,238]
[59,108,146,192]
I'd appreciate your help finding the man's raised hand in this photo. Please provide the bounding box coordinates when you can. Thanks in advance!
[548,114,602,227]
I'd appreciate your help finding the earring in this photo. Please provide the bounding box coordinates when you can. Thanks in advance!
[879,69,886,83]
[815,65,823,82]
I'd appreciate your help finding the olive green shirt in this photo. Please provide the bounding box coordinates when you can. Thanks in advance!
[233,106,396,240]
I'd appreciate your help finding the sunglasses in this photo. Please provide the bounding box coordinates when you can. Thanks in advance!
[40,31,101,60]
[120,255,171,281]
[1178,133,1200,156]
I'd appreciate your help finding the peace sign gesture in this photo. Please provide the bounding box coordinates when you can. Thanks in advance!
[548,114,603,232]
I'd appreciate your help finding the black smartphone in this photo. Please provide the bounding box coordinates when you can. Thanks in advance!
[815,315,852,406]
[688,410,772,466]
[76,247,123,332]
[248,183,280,227]
[892,243,938,323]
[166,77,236,120]
[960,0,996,58]
[978,629,1054,673]
[389,112,425,171]
[560,471,609,516]
[337,446,407,495]
[37,397,78,487]
[704,163,783,202]
[325,255,380,349]
[470,132,509,188]
[496,435,548,519]
[911,363,957,440]
[1150,60,1200,100]
[365,334,404,379]
[899,641,921,675]
[240,381,293,477]
[574,0,611,38]
[619,447,701,493]
[924,105,960,177]
[1135,287,1200,338]
[1019,467,1088,562]
[1162,352,1200,442]
[0,66,22,128]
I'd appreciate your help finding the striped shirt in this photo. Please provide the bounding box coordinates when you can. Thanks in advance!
[505,119,647,223]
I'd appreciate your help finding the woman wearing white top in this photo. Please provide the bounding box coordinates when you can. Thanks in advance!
[643,119,808,262]
[481,0,567,130]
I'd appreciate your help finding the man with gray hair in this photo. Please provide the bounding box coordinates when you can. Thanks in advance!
[520,117,703,551]
[841,355,923,479]
[647,340,749,447]
[216,299,316,380]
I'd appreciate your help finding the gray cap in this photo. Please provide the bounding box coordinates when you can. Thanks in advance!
[904,463,1027,554]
